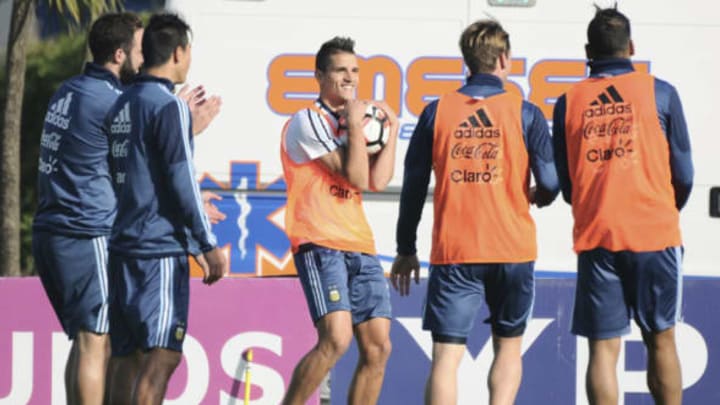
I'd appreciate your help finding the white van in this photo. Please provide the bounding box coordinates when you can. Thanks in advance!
[152,1,720,404]
[167,0,719,279]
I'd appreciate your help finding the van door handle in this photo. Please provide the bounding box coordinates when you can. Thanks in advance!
[711,187,720,217]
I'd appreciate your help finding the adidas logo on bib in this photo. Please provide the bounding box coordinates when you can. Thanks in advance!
[584,85,632,117]
[454,108,501,138]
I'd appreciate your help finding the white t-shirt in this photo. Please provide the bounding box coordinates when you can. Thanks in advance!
[283,102,344,164]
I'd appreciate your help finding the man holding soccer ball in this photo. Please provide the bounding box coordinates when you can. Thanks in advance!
[279,36,399,405]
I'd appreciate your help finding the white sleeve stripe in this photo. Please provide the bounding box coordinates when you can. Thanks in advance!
[173,97,217,246]
[313,111,335,144]
[306,110,332,152]
[316,113,341,146]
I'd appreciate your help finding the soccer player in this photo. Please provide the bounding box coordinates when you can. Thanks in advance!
[279,37,399,405]
[31,13,143,405]
[391,20,559,405]
[552,6,693,405]
[104,13,226,404]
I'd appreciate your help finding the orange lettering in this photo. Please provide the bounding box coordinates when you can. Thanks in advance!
[406,58,464,117]
[267,55,316,115]
[529,60,587,119]
[268,56,652,120]
[357,56,403,115]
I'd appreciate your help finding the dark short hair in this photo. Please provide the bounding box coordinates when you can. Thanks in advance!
[587,5,631,58]
[459,20,510,75]
[142,13,192,69]
[88,12,143,65]
[315,36,355,72]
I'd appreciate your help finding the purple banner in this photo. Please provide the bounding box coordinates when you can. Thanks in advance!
[334,278,720,404]
[0,277,318,405]
[8,276,717,404]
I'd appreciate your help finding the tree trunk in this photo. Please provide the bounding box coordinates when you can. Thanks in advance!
[0,0,33,277]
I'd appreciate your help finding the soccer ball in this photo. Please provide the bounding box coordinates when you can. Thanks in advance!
[362,104,390,155]
[338,103,390,155]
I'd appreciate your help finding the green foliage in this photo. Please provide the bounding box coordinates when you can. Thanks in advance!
[45,0,123,27]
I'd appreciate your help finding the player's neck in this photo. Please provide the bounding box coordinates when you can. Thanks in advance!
[144,65,180,84]
[319,96,346,113]
[101,62,121,80]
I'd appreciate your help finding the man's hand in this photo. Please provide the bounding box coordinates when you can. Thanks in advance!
[176,84,222,135]
[195,247,227,285]
[374,100,399,136]
[177,84,206,106]
[190,95,221,135]
[344,99,370,130]
[390,254,420,296]
[202,191,226,224]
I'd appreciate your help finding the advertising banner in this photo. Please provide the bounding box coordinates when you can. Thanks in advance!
[0,278,318,405]
[3,277,719,404]
[334,278,720,404]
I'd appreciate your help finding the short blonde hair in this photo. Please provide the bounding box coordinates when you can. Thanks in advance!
[459,20,510,74]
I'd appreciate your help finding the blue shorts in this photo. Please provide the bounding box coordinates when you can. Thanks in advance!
[32,231,109,339]
[423,262,535,340]
[571,247,683,339]
[109,254,189,356]
[294,244,392,325]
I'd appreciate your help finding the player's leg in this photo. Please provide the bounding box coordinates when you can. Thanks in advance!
[104,356,116,404]
[74,330,111,404]
[34,232,111,405]
[422,264,485,405]
[73,236,111,404]
[34,230,76,403]
[426,341,465,405]
[629,247,683,405]
[106,351,143,405]
[65,341,79,404]
[586,337,621,405]
[484,262,534,405]
[282,244,354,405]
[349,317,391,405]
[572,249,629,405]
[106,252,143,405]
[347,253,392,405]
[488,335,522,405]
[131,256,190,403]
[133,348,182,404]
[283,311,354,405]
[642,327,681,405]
